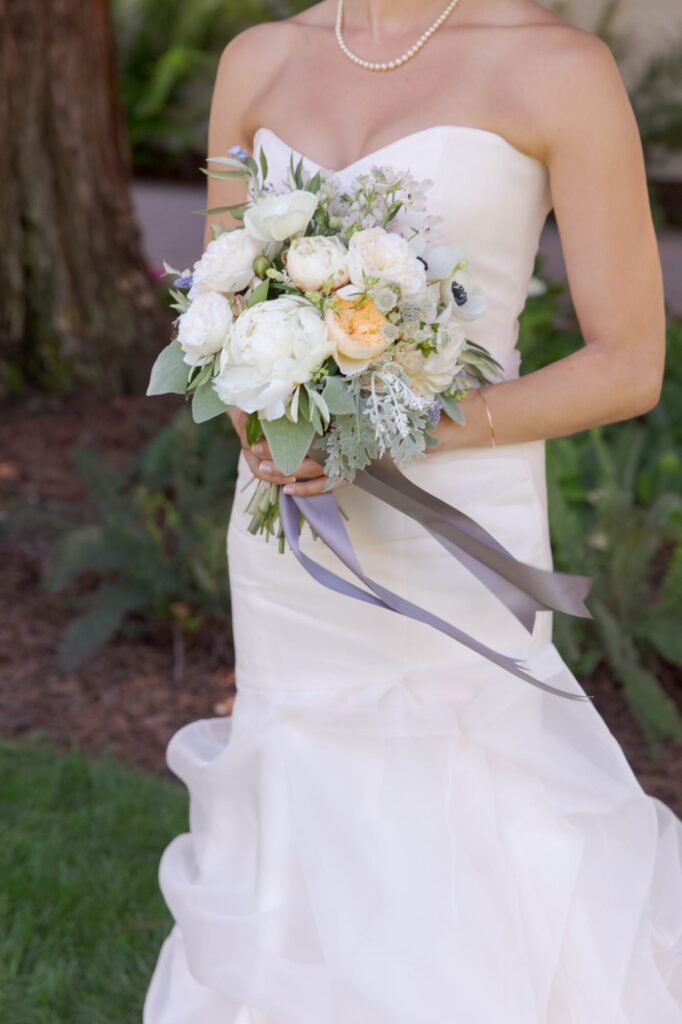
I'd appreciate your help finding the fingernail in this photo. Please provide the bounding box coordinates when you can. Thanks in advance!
[252,443,264,456]
[282,485,295,495]
[259,461,271,474]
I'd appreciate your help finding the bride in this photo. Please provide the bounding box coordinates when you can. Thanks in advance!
[144,1,682,1020]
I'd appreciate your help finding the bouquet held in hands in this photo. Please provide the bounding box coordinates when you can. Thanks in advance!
[148,142,502,551]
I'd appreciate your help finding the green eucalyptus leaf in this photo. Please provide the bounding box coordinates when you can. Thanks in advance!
[187,361,213,392]
[246,412,263,445]
[194,203,247,219]
[206,155,248,169]
[306,171,322,194]
[297,386,311,422]
[439,391,466,425]
[289,386,301,423]
[259,146,268,182]
[262,416,316,475]
[321,375,356,414]
[246,278,270,307]
[201,168,249,181]
[310,403,323,434]
[147,340,189,396]
[307,387,330,427]
[191,381,228,423]
[244,155,259,178]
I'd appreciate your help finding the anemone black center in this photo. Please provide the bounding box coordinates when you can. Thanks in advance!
[451,281,468,306]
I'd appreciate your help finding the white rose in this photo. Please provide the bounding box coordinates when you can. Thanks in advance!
[188,229,266,298]
[213,296,334,420]
[348,226,427,298]
[176,292,233,367]
[286,235,349,292]
[244,190,318,242]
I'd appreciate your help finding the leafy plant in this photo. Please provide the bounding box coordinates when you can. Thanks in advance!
[43,408,240,674]
[519,271,682,749]
[111,0,309,173]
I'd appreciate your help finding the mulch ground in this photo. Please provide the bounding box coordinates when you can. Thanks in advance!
[1,392,680,816]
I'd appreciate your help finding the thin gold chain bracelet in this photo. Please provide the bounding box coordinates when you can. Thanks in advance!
[477,388,497,448]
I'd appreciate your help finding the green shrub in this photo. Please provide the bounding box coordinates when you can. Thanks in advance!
[43,408,240,672]
[112,0,308,172]
[519,273,682,749]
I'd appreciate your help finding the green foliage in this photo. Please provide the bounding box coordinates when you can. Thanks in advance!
[0,737,184,1021]
[111,0,309,173]
[519,273,682,750]
[632,39,682,162]
[43,409,240,670]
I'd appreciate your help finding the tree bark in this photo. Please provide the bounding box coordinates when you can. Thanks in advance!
[0,0,167,395]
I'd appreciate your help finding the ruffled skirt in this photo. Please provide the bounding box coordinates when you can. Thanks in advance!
[144,441,682,1022]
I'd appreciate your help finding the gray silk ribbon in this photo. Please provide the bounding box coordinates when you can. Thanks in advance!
[278,464,593,701]
[356,455,592,631]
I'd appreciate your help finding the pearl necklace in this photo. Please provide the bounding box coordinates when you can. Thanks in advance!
[335,0,461,72]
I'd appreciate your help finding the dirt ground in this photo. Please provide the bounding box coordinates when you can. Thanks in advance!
[1,392,680,816]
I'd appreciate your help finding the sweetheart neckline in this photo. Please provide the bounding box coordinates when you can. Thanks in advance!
[251,123,547,176]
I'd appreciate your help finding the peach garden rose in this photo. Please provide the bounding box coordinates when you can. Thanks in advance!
[324,296,392,375]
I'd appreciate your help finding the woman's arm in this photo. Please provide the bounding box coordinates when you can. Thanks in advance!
[201,27,318,486]
[433,31,666,453]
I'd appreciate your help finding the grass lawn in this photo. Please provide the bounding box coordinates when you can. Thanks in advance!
[0,737,186,1023]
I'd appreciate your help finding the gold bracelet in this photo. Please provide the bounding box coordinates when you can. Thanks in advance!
[477,388,496,448]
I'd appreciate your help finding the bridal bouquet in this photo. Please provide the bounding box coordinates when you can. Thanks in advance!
[146,143,594,698]
[147,142,502,549]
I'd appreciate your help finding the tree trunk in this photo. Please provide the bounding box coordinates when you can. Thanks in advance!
[0,0,167,395]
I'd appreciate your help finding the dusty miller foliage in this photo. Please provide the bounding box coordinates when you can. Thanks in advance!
[318,369,432,482]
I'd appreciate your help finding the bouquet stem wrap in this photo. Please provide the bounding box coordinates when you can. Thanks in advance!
[279,455,593,702]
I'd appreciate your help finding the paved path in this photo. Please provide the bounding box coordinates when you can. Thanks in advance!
[132,181,682,316]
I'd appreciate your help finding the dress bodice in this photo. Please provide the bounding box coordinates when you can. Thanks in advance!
[252,124,553,380]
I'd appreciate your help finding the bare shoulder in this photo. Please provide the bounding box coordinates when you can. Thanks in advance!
[520,17,634,161]
[468,0,630,159]
[477,0,620,84]
[217,20,294,76]
[218,1,331,68]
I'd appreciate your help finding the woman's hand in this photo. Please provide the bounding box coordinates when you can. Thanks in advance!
[226,407,347,496]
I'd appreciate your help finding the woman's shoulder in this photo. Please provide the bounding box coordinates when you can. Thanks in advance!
[470,0,615,69]
[218,1,331,67]
[469,1,627,159]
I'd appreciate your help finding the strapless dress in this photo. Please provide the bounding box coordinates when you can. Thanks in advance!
[144,124,682,1023]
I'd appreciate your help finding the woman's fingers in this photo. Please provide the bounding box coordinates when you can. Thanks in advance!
[243,444,347,495]
[282,475,347,497]
[255,455,324,483]
[242,447,297,486]
[250,439,272,460]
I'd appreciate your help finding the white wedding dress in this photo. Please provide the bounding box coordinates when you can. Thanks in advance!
[144,124,682,1023]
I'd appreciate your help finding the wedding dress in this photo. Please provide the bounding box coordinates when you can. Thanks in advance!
[143,124,682,1023]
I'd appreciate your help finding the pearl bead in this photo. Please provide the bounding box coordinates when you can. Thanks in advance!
[335,0,460,72]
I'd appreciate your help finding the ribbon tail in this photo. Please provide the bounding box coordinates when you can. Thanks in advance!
[356,456,592,624]
[280,489,591,703]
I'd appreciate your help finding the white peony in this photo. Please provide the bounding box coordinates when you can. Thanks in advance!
[213,295,334,420]
[176,292,233,367]
[244,190,318,242]
[286,235,349,292]
[393,335,465,398]
[188,229,266,298]
[347,226,427,298]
